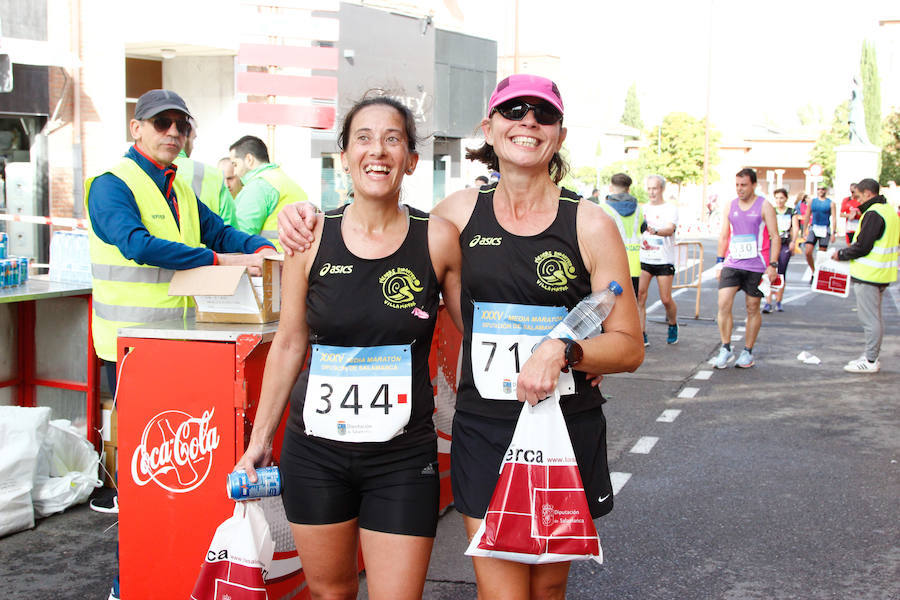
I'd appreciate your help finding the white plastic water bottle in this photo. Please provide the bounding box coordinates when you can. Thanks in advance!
[547,281,624,341]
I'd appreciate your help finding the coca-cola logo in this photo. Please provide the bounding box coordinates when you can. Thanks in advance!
[130,408,221,493]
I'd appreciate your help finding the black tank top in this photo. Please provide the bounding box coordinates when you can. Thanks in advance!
[287,204,440,451]
[457,186,605,420]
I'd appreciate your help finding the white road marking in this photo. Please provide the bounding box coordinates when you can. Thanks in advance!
[678,387,699,398]
[657,409,682,423]
[610,472,632,495]
[737,326,746,332]
[694,370,713,380]
[630,436,659,454]
[731,334,743,341]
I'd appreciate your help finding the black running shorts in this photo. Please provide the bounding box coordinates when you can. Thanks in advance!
[641,262,676,277]
[280,428,440,537]
[450,406,613,521]
[718,266,764,297]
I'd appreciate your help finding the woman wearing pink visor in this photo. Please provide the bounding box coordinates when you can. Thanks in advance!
[275,74,643,599]
[435,74,643,599]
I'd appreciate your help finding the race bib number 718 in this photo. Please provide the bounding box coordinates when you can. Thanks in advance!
[471,302,575,399]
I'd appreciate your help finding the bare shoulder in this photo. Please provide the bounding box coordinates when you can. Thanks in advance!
[431,187,479,230]
[291,213,326,273]
[427,212,460,241]
[576,197,616,236]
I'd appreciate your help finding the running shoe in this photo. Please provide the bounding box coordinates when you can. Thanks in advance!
[643,332,649,347]
[667,324,679,344]
[776,302,784,312]
[762,302,773,313]
[735,349,755,368]
[843,357,880,373]
[714,346,733,369]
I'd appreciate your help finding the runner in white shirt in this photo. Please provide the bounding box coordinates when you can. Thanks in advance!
[637,174,679,345]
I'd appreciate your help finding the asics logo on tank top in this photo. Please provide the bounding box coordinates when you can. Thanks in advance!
[469,234,503,247]
[535,250,577,292]
[380,267,423,309]
[318,262,354,276]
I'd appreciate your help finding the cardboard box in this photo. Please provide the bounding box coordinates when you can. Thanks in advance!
[168,255,283,323]
[101,394,117,445]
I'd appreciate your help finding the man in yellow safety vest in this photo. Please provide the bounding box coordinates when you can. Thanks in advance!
[831,177,899,373]
[229,135,308,251]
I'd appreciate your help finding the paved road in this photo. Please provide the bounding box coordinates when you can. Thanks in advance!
[3,237,898,599]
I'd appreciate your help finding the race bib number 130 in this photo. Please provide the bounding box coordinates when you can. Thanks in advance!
[304,344,412,443]
[471,302,575,400]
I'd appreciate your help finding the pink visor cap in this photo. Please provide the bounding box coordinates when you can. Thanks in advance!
[488,74,564,115]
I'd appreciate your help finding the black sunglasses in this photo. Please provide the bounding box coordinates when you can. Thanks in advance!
[148,115,192,137]
[491,100,563,125]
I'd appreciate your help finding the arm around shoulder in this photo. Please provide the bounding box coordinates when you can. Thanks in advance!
[428,213,462,332]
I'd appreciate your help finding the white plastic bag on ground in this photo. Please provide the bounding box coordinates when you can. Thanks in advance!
[32,419,102,517]
[0,406,51,537]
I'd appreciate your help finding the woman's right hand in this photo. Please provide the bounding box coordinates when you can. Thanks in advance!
[234,443,273,484]
[277,202,319,255]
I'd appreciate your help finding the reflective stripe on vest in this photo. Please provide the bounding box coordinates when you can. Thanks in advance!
[849,202,900,284]
[601,203,642,276]
[92,264,176,284]
[93,301,195,323]
[258,166,307,252]
[84,158,202,361]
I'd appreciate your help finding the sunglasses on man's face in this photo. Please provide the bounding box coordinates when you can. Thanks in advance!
[148,115,192,137]
[491,100,563,126]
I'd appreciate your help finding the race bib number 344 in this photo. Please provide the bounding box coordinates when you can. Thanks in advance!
[304,344,412,443]
[471,302,575,400]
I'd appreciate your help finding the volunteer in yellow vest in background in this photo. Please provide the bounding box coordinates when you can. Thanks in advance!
[600,172,643,298]
[85,89,276,600]
[173,124,238,228]
[229,135,309,251]
[831,177,900,374]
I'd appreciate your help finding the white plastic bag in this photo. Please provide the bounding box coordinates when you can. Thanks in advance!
[466,393,603,564]
[191,502,275,600]
[32,420,102,517]
[0,406,51,537]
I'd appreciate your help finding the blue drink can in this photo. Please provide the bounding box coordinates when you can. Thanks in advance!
[0,232,7,259]
[18,257,28,284]
[1,260,8,288]
[227,466,282,501]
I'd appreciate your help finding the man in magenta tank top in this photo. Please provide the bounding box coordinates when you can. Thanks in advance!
[714,169,780,368]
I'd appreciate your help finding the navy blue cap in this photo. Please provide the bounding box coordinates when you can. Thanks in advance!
[134,89,192,120]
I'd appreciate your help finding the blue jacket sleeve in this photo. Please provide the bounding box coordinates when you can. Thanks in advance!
[197,200,275,254]
[88,173,216,269]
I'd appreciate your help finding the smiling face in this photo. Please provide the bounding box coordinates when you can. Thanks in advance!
[129,109,187,166]
[774,191,787,208]
[482,96,566,173]
[340,104,418,202]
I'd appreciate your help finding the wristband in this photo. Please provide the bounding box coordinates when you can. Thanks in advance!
[716,257,724,263]
[769,261,777,268]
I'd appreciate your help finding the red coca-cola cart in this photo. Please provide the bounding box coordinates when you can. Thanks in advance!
[115,311,461,598]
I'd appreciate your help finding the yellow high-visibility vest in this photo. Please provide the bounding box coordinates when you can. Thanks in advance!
[601,202,643,277]
[258,167,307,252]
[849,201,899,284]
[84,158,201,361]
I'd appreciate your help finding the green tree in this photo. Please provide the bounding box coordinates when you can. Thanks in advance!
[644,112,719,196]
[880,109,900,184]
[797,103,825,127]
[621,83,643,130]
[809,101,850,186]
[860,40,881,145]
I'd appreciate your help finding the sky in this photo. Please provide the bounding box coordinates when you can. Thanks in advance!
[448,0,899,140]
